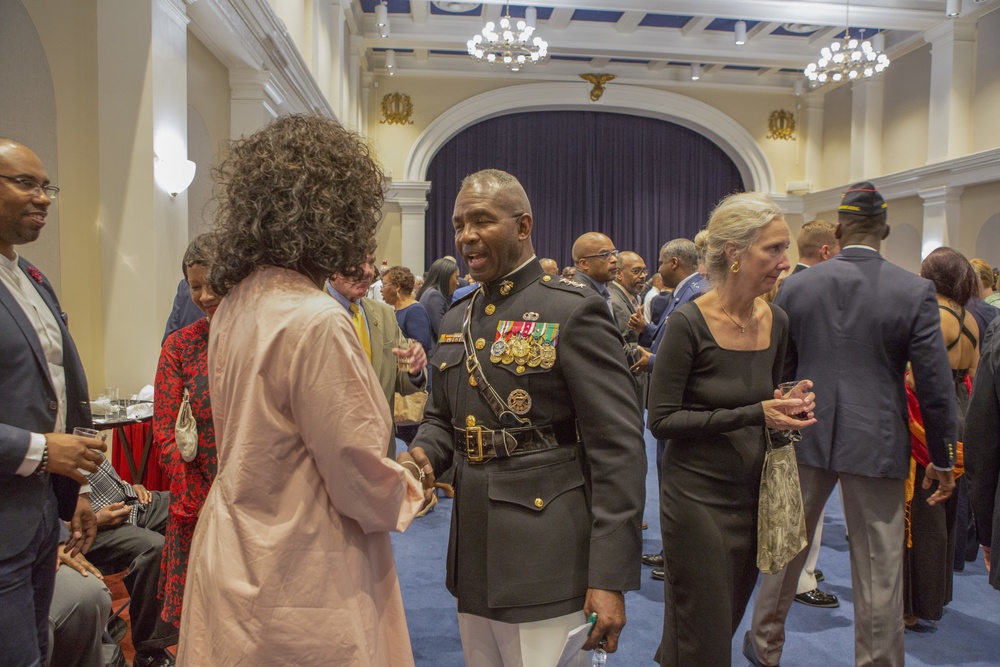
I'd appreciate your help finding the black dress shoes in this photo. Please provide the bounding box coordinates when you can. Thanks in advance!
[794,588,840,608]
[651,567,664,580]
[133,649,177,667]
[814,569,825,582]
[742,631,775,667]
[642,552,664,567]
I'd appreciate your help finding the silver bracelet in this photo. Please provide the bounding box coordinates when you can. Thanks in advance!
[400,459,425,483]
[35,443,49,476]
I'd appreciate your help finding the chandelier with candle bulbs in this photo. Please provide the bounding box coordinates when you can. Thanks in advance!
[804,1,889,87]
[467,4,547,72]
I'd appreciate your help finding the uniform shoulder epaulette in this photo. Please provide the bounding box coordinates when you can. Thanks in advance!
[538,274,589,295]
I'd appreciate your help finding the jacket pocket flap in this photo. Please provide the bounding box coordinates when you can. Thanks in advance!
[487,458,585,512]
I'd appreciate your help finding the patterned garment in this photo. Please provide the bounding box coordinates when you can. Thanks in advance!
[85,453,141,524]
[153,317,217,627]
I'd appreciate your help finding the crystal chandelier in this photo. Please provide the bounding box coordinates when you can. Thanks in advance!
[467,3,548,72]
[803,1,889,87]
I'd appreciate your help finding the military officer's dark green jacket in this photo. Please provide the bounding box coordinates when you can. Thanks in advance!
[412,258,647,623]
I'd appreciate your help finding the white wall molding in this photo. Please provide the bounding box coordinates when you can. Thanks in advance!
[794,147,1000,216]
[187,0,332,117]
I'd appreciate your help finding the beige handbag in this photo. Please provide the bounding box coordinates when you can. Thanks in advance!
[175,388,199,462]
[393,390,428,426]
[757,429,809,574]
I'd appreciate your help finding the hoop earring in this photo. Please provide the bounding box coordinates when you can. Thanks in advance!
[731,261,740,274]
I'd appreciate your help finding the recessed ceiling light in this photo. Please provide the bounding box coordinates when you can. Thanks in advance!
[432,1,480,12]
[781,23,824,35]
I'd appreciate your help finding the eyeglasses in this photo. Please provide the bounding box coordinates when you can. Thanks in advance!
[624,267,648,276]
[0,175,60,200]
[579,249,619,261]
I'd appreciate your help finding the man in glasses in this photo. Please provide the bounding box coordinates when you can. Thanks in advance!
[609,251,649,412]
[571,232,619,317]
[0,137,106,664]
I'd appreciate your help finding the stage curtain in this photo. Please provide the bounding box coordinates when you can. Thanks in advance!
[424,110,745,271]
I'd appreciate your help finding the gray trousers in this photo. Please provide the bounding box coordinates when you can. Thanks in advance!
[750,466,906,667]
[87,491,176,652]
[48,565,111,667]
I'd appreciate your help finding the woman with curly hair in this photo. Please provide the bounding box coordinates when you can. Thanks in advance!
[177,115,429,666]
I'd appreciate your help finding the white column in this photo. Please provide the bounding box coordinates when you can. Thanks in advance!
[96,0,190,391]
[388,181,432,274]
[924,20,975,162]
[800,93,825,189]
[230,69,280,138]
[327,1,346,120]
[849,78,884,181]
[918,185,964,257]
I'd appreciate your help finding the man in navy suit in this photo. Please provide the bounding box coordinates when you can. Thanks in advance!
[630,237,709,579]
[744,183,957,667]
[0,137,107,665]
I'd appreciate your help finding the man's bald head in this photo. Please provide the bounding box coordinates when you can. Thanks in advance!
[572,232,619,285]
[615,251,647,296]
[540,258,559,275]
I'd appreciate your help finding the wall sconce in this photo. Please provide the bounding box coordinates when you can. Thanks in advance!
[154,156,196,197]
[690,63,701,81]
[734,20,747,45]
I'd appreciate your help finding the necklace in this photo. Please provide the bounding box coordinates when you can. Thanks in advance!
[719,297,757,333]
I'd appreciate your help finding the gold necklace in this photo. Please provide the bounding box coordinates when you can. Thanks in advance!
[719,297,757,333]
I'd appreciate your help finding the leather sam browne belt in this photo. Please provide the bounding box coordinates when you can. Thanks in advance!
[456,419,579,463]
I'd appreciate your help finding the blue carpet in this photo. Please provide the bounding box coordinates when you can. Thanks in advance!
[392,430,1000,665]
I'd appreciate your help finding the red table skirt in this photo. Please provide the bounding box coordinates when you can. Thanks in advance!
[109,420,169,492]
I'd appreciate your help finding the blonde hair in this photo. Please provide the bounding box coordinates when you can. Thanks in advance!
[703,192,785,284]
[970,258,996,291]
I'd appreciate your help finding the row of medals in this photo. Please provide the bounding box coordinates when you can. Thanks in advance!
[489,321,558,369]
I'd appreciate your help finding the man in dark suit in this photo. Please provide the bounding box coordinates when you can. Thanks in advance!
[966,317,1000,589]
[745,182,957,667]
[0,137,107,665]
[608,251,649,412]
[571,231,619,315]
[407,169,645,666]
[630,237,708,579]
[787,218,841,609]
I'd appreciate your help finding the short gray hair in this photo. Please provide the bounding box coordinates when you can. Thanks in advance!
[660,238,698,269]
[703,192,785,284]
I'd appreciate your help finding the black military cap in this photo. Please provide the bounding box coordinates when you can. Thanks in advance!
[838,181,887,216]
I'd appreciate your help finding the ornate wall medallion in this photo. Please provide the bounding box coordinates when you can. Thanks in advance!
[381,93,414,125]
[767,110,796,140]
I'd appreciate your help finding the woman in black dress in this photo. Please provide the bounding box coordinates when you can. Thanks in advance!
[648,192,816,666]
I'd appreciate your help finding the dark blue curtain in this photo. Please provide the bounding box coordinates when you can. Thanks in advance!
[424,111,744,272]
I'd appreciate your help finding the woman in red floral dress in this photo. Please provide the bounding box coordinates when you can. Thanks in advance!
[153,233,219,627]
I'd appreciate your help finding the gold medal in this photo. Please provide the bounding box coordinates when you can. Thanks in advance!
[507,389,532,415]
[527,341,543,367]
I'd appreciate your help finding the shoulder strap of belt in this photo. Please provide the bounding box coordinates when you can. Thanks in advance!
[462,288,531,428]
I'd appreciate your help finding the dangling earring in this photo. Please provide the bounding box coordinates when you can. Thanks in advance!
[731,261,740,274]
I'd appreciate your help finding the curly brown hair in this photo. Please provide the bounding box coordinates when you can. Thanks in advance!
[383,266,415,296]
[208,114,385,295]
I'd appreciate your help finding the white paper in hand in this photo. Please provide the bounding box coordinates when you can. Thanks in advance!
[556,620,595,667]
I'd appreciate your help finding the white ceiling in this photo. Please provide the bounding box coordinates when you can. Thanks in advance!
[354,0,996,93]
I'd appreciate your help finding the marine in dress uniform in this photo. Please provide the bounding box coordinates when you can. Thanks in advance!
[408,169,646,667]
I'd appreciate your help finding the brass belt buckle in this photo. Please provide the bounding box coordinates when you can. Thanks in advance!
[466,426,484,462]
